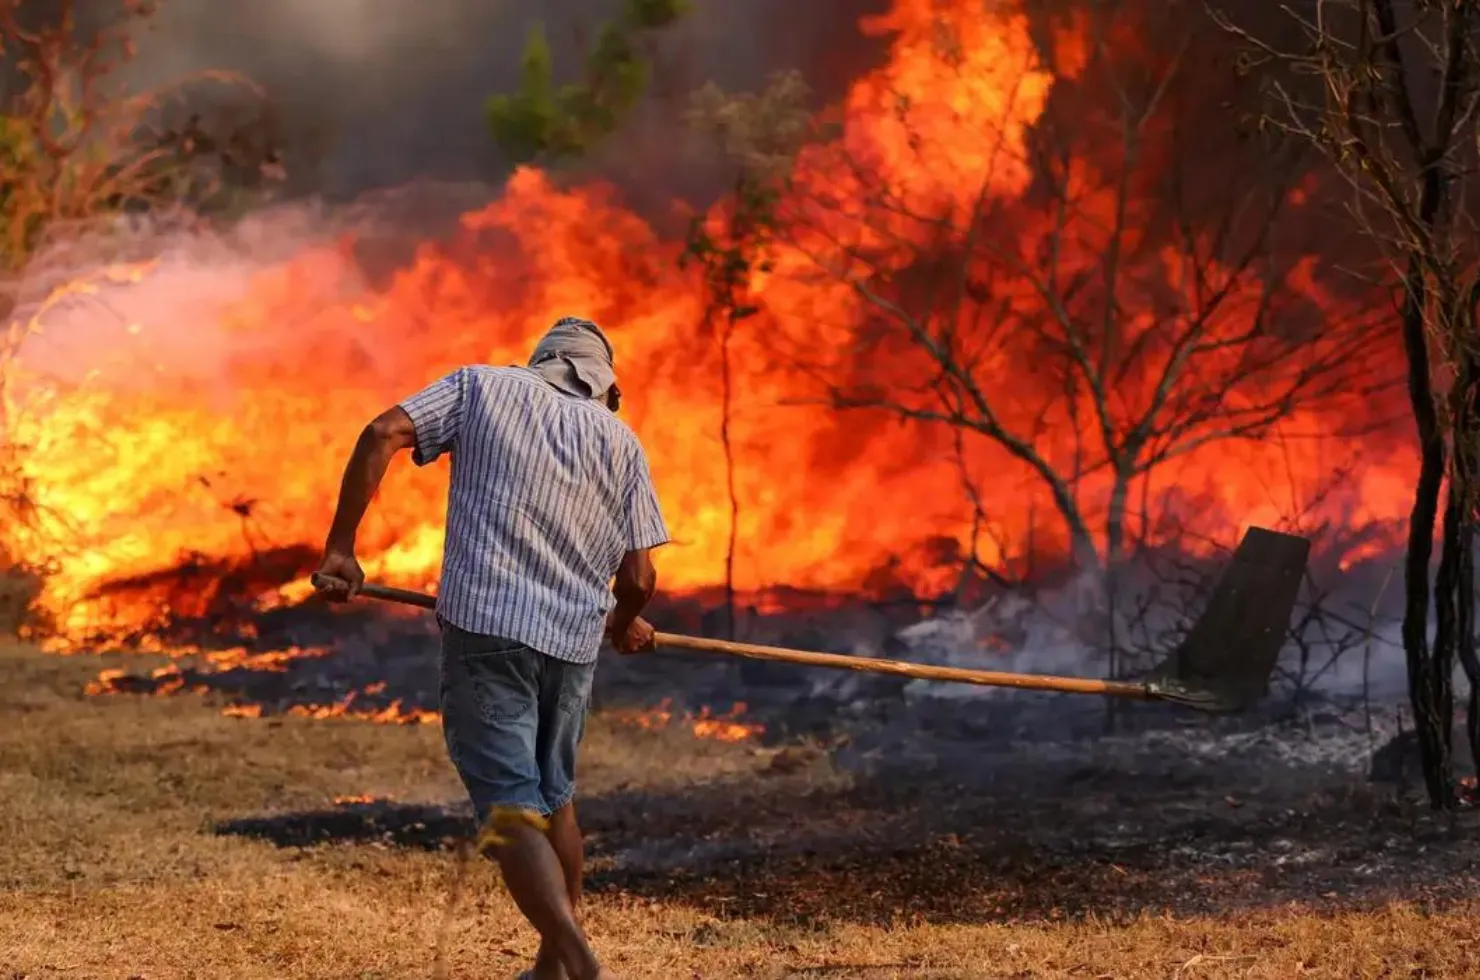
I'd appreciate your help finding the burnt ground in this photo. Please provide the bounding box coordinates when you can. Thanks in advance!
[573,714,1480,926]
[215,723,1480,931]
[160,598,1480,933]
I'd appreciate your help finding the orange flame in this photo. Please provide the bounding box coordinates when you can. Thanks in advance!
[83,667,128,696]
[285,696,440,726]
[612,698,764,742]
[1,0,1413,662]
[332,794,386,805]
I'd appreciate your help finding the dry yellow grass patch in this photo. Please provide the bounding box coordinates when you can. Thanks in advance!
[1,641,1478,979]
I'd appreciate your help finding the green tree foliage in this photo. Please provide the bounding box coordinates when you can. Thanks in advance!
[485,0,690,165]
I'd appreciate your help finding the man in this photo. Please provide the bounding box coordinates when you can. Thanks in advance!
[313,316,667,980]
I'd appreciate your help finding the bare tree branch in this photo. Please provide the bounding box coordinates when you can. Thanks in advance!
[767,3,1383,577]
[1213,0,1480,809]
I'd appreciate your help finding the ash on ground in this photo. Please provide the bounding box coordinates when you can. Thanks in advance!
[189,580,1480,924]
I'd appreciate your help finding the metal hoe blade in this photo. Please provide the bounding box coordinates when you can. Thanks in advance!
[1141,526,1311,713]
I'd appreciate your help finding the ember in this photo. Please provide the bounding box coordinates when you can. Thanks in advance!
[332,794,388,806]
[284,697,439,726]
[84,663,206,697]
[612,699,764,743]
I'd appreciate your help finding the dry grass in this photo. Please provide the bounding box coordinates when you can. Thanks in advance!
[2,641,1480,979]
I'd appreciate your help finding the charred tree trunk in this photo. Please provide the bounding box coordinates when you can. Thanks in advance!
[1430,471,1462,795]
[1102,470,1132,732]
[1449,350,1480,781]
[1063,517,1102,577]
[720,310,739,640]
[1210,0,1480,810]
[1379,0,1477,811]
[1399,250,1454,808]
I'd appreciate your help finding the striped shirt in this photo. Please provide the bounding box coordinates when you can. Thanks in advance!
[398,365,670,664]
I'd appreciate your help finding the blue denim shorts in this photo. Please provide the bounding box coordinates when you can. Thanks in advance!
[438,619,595,820]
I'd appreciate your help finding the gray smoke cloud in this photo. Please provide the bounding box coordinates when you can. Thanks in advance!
[105,0,887,199]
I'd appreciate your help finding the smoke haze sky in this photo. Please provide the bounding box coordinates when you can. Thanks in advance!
[113,0,886,198]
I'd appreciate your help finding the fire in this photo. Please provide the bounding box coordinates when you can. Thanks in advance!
[84,663,206,697]
[1,0,1415,667]
[690,705,766,743]
[284,696,439,726]
[85,657,442,724]
[613,699,764,743]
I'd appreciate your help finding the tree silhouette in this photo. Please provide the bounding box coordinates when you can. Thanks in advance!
[1214,0,1480,810]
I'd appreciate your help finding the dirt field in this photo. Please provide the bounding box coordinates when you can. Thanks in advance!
[4,641,1480,979]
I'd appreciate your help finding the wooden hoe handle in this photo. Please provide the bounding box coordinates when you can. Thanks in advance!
[310,576,1152,700]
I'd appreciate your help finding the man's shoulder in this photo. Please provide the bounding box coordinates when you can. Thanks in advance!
[460,365,570,402]
[462,364,536,385]
[463,367,639,435]
[608,416,646,452]
[564,398,648,463]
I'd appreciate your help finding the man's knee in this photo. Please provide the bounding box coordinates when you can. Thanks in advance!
[476,805,551,856]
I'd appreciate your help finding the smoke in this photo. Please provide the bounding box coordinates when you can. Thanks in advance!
[881,554,1411,706]
[98,0,889,200]
[11,0,896,375]
[12,180,497,393]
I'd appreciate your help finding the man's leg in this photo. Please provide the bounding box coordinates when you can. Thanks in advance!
[524,804,584,980]
[532,657,600,976]
[546,803,584,908]
[487,815,601,980]
[438,625,608,980]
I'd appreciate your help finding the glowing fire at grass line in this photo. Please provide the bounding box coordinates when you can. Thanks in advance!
[284,696,440,726]
[611,698,764,742]
[77,634,766,736]
[83,668,127,695]
[85,658,764,740]
[331,793,385,806]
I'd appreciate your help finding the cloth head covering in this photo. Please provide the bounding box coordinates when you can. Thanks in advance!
[527,316,616,400]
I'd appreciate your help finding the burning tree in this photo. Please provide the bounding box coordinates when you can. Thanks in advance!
[0,0,167,629]
[783,8,1373,565]
[486,0,794,639]
[688,3,1383,676]
[0,0,268,633]
[677,75,816,637]
[1211,0,1480,808]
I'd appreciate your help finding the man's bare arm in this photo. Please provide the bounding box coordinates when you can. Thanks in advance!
[608,548,657,644]
[326,406,417,553]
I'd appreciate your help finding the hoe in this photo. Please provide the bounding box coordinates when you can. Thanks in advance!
[313,526,1310,714]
